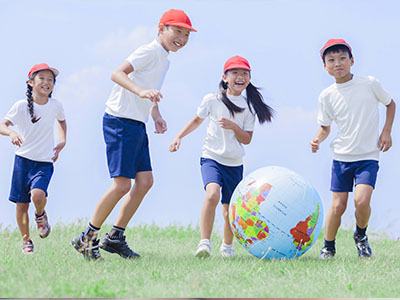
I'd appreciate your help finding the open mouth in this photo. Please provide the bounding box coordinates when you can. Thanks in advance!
[173,41,183,47]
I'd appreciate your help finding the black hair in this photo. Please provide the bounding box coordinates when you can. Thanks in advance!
[322,45,353,63]
[26,71,56,123]
[219,77,274,124]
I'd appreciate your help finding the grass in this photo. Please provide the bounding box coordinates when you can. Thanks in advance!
[0,221,399,298]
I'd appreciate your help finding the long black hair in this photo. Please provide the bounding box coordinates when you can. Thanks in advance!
[26,71,55,123]
[219,78,274,124]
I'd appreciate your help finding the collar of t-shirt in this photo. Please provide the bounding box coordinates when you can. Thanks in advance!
[153,39,169,58]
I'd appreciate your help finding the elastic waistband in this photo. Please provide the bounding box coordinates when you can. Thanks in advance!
[104,112,144,126]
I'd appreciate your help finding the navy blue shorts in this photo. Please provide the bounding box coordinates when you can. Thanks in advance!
[200,158,243,204]
[9,155,54,203]
[103,113,152,179]
[331,159,379,192]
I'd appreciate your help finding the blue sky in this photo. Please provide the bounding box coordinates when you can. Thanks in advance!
[0,0,399,238]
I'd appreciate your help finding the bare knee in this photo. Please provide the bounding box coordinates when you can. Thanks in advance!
[30,189,46,205]
[205,189,220,207]
[113,179,132,196]
[331,202,347,216]
[16,202,29,213]
[355,198,370,211]
[135,174,153,193]
[222,206,230,220]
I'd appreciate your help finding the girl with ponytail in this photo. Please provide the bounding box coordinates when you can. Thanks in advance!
[0,63,67,254]
[169,56,274,258]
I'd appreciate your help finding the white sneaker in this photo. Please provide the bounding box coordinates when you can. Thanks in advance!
[195,239,211,258]
[220,243,234,258]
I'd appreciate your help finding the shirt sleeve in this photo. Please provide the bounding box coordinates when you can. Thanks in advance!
[196,94,213,119]
[5,101,23,126]
[243,110,256,131]
[369,76,392,106]
[56,102,66,121]
[126,44,153,71]
[317,93,333,126]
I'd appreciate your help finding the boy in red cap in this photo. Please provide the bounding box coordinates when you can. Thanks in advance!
[310,39,396,259]
[0,63,67,254]
[72,9,196,260]
[169,56,274,258]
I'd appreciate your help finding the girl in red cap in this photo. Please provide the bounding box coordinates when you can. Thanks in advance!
[170,56,274,258]
[0,63,67,254]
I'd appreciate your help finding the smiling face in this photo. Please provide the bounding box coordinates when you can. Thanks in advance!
[28,70,55,100]
[324,49,354,83]
[223,68,251,96]
[158,25,190,52]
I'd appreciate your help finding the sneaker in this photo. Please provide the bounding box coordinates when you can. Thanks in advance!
[71,232,103,260]
[100,233,140,259]
[220,243,235,258]
[195,240,211,258]
[320,246,336,259]
[35,211,51,239]
[22,240,34,254]
[353,234,372,258]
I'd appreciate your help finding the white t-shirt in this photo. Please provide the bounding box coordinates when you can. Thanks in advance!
[318,75,392,162]
[5,98,66,162]
[105,39,170,123]
[197,93,256,166]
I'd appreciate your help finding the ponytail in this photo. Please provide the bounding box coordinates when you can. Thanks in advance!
[219,80,244,117]
[26,82,41,123]
[245,82,274,124]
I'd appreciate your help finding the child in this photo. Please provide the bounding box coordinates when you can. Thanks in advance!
[169,56,274,258]
[72,9,196,260]
[0,63,67,254]
[310,39,396,259]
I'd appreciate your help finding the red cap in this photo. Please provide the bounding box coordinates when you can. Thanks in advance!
[28,63,59,78]
[320,39,352,57]
[159,9,197,32]
[223,56,251,73]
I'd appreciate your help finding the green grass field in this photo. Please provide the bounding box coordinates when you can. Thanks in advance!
[0,222,399,298]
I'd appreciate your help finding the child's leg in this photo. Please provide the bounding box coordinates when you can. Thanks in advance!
[114,171,153,228]
[353,184,373,229]
[90,176,132,228]
[30,188,47,216]
[200,182,221,240]
[16,202,30,242]
[222,203,233,244]
[325,191,349,241]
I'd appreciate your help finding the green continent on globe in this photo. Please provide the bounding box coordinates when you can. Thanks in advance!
[289,201,320,251]
[230,182,271,248]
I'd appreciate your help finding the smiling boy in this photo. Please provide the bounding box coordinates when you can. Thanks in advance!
[310,39,396,259]
[72,9,196,260]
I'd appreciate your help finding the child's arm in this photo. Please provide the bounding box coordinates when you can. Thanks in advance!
[310,125,331,153]
[169,116,204,152]
[52,120,67,162]
[218,117,253,145]
[0,119,23,146]
[378,99,396,152]
[111,61,162,103]
[150,103,167,134]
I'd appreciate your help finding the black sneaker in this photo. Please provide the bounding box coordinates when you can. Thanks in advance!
[100,233,140,259]
[71,232,103,260]
[353,234,372,258]
[320,246,336,259]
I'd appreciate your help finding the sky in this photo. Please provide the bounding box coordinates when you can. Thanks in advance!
[0,0,399,239]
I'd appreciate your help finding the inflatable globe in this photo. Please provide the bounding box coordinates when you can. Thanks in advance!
[229,166,323,260]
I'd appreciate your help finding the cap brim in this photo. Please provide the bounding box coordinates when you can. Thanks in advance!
[166,22,197,32]
[320,43,351,57]
[224,64,251,72]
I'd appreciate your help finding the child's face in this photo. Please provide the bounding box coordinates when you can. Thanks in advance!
[158,25,190,52]
[324,50,354,83]
[222,68,251,96]
[28,70,55,98]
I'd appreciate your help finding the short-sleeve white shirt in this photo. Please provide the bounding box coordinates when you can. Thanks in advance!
[105,39,169,123]
[5,98,66,162]
[318,75,392,162]
[197,93,256,166]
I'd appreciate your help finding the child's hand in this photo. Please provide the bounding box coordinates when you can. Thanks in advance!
[169,137,181,152]
[310,138,320,153]
[154,118,167,134]
[10,131,23,147]
[52,141,66,162]
[139,89,163,103]
[378,131,392,152]
[218,117,237,130]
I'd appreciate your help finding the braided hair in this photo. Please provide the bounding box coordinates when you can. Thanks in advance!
[26,72,55,123]
[219,79,274,124]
